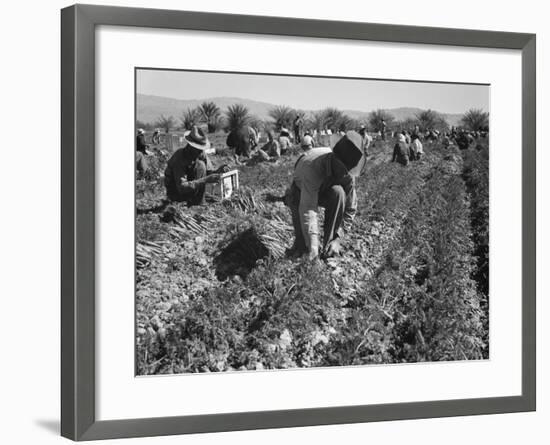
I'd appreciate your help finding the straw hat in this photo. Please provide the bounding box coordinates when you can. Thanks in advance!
[183,126,211,151]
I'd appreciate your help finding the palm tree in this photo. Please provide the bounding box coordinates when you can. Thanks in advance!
[225,104,251,132]
[269,105,295,130]
[460,109,489,131]
[155,114,175,133]
[322,107,344,132]
[198,101,222,133]
[308,110,327,132]
[248,115,264,132]
[180,108,200,131]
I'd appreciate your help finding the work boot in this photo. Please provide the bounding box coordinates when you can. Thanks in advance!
[286,241,307,258]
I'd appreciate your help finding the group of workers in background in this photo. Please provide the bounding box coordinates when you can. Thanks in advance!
[136,120,485,261]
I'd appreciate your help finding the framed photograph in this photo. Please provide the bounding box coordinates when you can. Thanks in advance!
[61,4,536,441]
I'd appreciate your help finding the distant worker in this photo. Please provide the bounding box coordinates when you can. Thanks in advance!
[226,125,258,160]
[293,115,303,144]
[285,131,364,260]
[392,133,410,166]
[256,130,281,161]
[402,130,411,146]
[358,125,373,156]
[456,130,472,150]
[136,128,149,175]
[410,134,424,160]
[152,128,161,144]
[136,128,148,154]
[301,131,315,151]
[279,128,293,154]
[164,126,229,206]
[380,119,387,141]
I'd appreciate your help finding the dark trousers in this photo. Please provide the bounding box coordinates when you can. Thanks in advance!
[287,182,348,252]
[294,126,301,143]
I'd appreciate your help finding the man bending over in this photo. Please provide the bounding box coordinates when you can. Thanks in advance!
[285,131,364,260]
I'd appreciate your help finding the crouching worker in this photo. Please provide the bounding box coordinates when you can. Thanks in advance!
[285,131,364,260]
[392,133,410,166]
[255,130,281,162]
[410,134,424,160]
[136,128,149,176]
[164,126,229,206]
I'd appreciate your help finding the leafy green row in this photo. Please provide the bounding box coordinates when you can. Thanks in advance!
[326,150,487,365]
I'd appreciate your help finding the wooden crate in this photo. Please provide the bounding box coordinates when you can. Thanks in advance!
[165,134,183,152]
[206,170,239,200]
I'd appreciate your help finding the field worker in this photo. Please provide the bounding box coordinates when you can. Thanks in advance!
[402,130,411,145]
[164,126,229,206]
[293,115,303,144]
[285,131,364,260]
[456,130,471,150]
[392,133,410,166]
[256,130,281,160]
[380,119,387,140]
[301,131,314,151]
[411,134,424,160]
[136,128,149,175]
[358,125,373,156]
[152,128,161,144]
[136,128,149,154]
[226,125,258,160]
[279,129,292,154]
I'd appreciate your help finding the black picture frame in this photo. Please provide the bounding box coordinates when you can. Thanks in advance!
[61,4,536,441]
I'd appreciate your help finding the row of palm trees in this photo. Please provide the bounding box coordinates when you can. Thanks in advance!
[152,101,261,134]
[141,101,489,134]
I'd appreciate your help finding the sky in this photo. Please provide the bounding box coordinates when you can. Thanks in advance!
[137,69,489,114]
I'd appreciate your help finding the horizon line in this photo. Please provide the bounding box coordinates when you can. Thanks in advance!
[136,92,488,116]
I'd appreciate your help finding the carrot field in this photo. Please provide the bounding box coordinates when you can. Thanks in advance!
[136,134,489,374]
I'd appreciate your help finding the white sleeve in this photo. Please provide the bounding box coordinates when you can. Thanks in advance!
[298,181,320,254]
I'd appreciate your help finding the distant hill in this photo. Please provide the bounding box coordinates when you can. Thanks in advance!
[137,94,463,127]
[137,95,276,125]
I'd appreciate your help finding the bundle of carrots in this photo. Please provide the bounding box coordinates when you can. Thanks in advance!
[136,241,165,268]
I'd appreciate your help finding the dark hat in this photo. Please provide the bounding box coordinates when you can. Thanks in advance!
[332,131,364,177]
[184,126,211,151]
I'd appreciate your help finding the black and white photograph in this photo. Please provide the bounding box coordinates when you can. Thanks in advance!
[135,68,490,375]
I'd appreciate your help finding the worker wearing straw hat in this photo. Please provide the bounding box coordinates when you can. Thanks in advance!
[164,126,229,206]
[285,131,365,260]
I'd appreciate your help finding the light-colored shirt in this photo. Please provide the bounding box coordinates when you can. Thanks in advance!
[261,139,281,158]
[412,139,423,154]
[279,136,292,151]
[361,133,373,153]
[293,147,357,254]
[301,134,314,148]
